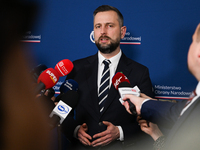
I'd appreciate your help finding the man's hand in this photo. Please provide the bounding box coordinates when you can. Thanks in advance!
[77,123,92,146]
[140,93,157,100]
[92,121,119,147]
[138,119,163,141]
[122,94,146,115]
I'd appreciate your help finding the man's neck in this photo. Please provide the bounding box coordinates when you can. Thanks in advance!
[99,48,120,59]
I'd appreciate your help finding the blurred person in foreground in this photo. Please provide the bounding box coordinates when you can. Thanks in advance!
[122,23,200,150]
[0,0,51,150]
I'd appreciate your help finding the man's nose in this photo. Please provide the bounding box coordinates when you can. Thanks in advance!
[100,26,107,35]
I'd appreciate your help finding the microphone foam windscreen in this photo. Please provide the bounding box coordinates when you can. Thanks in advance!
[30,64,47,82]
[112,72,130,90]
[55,59,74,77]
[37,68,60,89]
[59,79,78,93]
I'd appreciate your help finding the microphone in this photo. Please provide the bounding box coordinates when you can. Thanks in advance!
[30,64,47,82]
[49,90,79,125]
[36,68,60,94]
[59,79,78,93]
[55,59,74,77]
[112,72,140,116]
[55,79,78,102]
[35,59,74,94]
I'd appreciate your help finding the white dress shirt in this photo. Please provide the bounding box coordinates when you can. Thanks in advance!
[97,50,124,141]
[97,50,121,91]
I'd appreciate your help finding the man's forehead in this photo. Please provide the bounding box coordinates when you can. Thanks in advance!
[94,11,118,22]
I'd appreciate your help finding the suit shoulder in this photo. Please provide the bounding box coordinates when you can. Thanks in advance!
[73,54,96,66]
[125,56,148,70]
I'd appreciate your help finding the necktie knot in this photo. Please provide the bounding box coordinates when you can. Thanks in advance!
[103,59,111,67]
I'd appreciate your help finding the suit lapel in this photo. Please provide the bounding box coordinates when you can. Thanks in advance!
[101,53,132,115]
[82,54,101,119]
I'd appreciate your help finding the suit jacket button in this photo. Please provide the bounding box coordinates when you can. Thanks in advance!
[99,122,103,126]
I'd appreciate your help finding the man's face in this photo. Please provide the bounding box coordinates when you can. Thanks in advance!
[93,11,124,54]
[187,24,200,77]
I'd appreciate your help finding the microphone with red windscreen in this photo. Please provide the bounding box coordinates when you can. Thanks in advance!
[55,59,74,77]
[35,59,74,94]
[112,72,139,116]
[35,68,60,94]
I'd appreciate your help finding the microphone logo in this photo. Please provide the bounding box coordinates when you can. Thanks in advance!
[57,105,69,114]
[114,76,122,89]
[132,89,137,92]
[46,70,58,83]
[64,80,73,90]
[57,61,69,75]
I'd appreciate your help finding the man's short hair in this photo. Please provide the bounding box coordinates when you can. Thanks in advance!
[93,5,124,27]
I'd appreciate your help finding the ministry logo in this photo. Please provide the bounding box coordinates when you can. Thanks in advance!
[21,31,41,43]
[90,31,141,45]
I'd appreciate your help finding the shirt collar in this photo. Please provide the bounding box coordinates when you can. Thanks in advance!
[195,81,200,96]
[98,50,122,65]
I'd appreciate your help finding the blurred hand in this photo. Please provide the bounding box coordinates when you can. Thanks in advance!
[77,123,92,146]
[140,93,157,100]
[138,119,163,141]
[92,121,119,147]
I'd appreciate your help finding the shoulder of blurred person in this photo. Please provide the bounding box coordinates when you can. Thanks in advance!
[0,0,51,150]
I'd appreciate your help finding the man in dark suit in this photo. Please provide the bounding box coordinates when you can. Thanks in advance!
[122,23,200,150]
[62,5,154,150]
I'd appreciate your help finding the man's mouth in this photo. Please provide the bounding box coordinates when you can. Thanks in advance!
[100,37,110,43]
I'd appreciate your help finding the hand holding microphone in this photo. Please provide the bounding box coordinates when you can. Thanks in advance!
[112,72,140,116]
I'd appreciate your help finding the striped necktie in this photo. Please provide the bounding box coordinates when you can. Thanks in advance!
[98,59,111,113]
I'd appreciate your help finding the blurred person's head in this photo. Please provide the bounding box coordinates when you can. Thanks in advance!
[187,23,200,81]
[0,0,51,149]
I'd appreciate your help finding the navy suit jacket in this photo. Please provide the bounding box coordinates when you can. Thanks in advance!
[62,52,154,149]
[164,97,200,150]
[141,99,186,128]
[141,97,200,150]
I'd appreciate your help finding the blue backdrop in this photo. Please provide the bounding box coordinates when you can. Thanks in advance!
[25,0,200,99]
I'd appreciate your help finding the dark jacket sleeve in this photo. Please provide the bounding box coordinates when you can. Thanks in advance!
[141,100,187,128]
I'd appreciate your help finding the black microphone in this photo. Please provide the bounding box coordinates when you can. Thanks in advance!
[55,79,78,102]
[118,82,137,116]
[30,64,47,83]
[112,72,140,116]
[49,90,79,125]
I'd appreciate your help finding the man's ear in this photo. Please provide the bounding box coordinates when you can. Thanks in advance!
[121,26,127,39]
[197,44,200,58]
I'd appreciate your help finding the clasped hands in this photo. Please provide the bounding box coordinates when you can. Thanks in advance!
[77,121,119,147]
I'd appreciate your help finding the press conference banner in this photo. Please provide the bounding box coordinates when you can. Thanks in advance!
[25,0,200,100]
